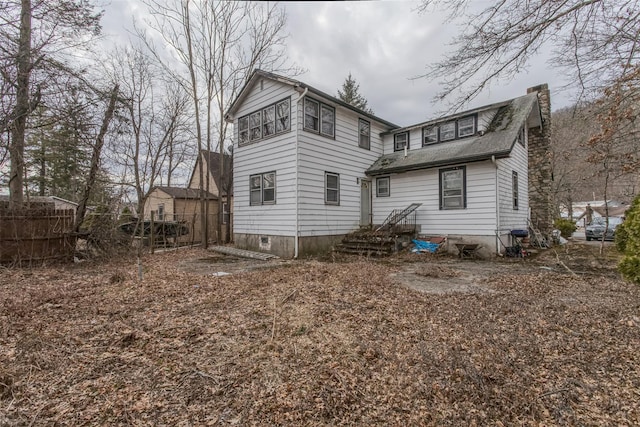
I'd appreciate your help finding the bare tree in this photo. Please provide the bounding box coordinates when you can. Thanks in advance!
[105,45,192,218]
[139,0,292,245]
[417,0,640,110]
[1,0,102,207]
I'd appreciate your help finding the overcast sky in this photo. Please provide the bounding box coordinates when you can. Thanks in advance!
[101,0,574,126]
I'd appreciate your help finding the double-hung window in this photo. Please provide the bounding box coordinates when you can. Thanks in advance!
[275,99,290,133]
[512,171,519,210]
[304,97,335,138]
[440,121,456,141]
[249,111,262,141]
[457,116,475,137]
[250,172,276,206]
[394,132,409,151]
[422,126,438,146]
[238,116,249,145]
[439,166,466,209]
[376,176,390,197]
[262,105,275,137]
[358,119,370,149]
[325,172,340,205]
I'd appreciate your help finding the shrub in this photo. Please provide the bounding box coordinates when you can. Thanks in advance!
[553,218,577,238]
[618,194,640,285]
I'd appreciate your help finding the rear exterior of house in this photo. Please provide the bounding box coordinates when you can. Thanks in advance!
[227,71,552,258]
[227,72,397,257]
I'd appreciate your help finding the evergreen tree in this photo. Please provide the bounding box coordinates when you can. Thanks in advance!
[337,73,374,114]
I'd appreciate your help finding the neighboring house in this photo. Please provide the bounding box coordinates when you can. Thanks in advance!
[0,195,78,213]
[144,150,233,243]
[225,70,552,258]
[144,186,219,244]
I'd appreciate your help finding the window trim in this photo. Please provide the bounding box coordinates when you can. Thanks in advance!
[439,166,467,210]
[249,171,276,206]
[358,118,370,149]
[222,202,230,224]
[394,131,409,152]
[325,172,340,205]
[376,176,390,197]
[304,96,335,139]
[422,126,438,146]
[238,97,290,146]
[421,114,477,145]
[440,121,456,141]
[157,203,165,221]
[512,170,519,210]
[457,116,476,138]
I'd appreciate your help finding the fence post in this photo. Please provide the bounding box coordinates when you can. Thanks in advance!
[150,211,155,254]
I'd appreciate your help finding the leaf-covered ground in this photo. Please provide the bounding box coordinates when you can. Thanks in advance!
[1,245,639,425]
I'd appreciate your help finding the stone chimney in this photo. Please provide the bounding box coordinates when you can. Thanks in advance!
[526,84,553,235]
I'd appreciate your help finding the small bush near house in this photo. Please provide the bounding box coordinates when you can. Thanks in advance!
[618,194,640,285]
[554,218,577,238]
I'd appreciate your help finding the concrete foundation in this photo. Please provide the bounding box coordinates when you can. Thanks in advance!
[233,233,344,258]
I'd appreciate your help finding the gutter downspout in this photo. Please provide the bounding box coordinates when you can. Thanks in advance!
[491,155,500,255]
[294,86,309,259]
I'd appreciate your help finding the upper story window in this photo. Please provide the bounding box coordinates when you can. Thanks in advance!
[359,119,370,149]
[457,116,475,137]
[440,121,456,141]
[239,98,290,146]
[394,131,409,151]
[423,126,438,146]
[304,97,335,138]
[421,115,477,146]
[250,171,276,206]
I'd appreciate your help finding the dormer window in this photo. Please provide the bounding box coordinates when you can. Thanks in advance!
[394,132,409,151]
[420,115,476,146]
[457,116,475,137]
[423,126,438,146]
[440,122,456,141]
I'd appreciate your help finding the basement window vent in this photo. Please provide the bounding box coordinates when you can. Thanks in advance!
[259,236,271,251]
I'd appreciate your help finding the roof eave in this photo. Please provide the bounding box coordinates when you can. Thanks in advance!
[365,150,512,176]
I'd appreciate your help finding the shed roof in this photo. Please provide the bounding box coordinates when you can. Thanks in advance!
[366,93,539,176]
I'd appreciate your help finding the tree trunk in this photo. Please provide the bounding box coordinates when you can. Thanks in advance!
[8,0,32,208]
[75,85,119,232]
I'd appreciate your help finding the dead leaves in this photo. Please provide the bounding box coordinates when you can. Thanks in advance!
[0,250,639,425]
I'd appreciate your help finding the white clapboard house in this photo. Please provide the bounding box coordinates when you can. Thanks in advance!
[225,70,552,258]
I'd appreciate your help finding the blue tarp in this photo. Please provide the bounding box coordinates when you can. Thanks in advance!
[411,239,441,253]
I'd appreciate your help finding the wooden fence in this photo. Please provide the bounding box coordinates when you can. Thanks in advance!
[0,207,76,265]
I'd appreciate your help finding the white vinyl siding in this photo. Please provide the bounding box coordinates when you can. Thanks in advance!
[497,138,529,232]
[372,162,497,236]
[234,79,298,236]
[297,102,390,237]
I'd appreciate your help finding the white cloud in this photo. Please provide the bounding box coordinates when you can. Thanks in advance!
[100,0,574,126]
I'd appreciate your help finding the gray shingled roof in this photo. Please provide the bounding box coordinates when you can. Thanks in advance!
[366,93,539,176]
[155,186,217,200]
